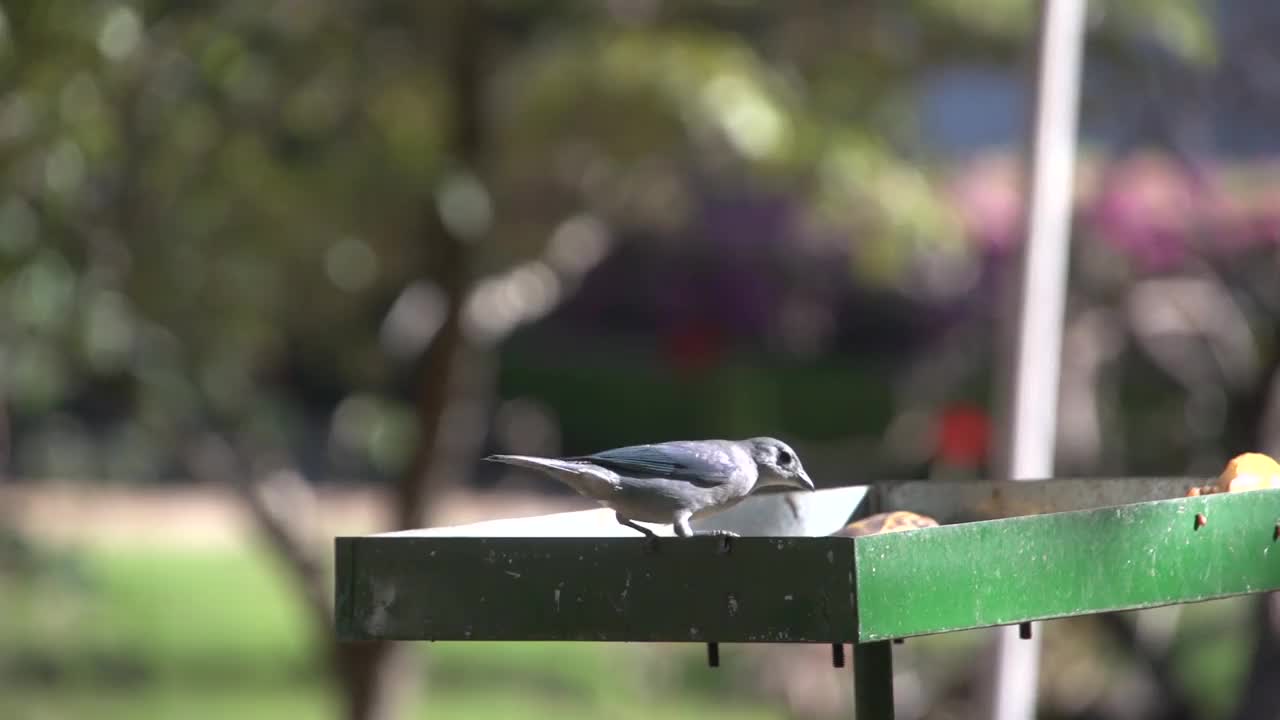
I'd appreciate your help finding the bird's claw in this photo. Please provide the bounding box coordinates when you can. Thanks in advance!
[693,529,738,554]
[696,530,740,538]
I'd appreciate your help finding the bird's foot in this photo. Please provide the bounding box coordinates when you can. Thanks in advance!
[616,513,661,552]
[673,516,741,546]
[695,529,738,554]
[616,513,658,537]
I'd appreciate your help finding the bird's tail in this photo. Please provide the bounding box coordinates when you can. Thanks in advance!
[484,454,610,497]
[484,454,580,474]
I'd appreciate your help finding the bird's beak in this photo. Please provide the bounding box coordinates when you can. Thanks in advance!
[799,469,815,491]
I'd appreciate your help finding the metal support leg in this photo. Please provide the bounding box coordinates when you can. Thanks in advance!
[854,641,894,719]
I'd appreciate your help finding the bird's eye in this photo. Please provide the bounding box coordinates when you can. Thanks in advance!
[777,450,792,465]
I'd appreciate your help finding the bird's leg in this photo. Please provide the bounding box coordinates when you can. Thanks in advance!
[615,512,658,538]
[673,513,695,538]
[617,513,661,553]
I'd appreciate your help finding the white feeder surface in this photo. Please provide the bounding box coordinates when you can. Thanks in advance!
[376,485,870,538]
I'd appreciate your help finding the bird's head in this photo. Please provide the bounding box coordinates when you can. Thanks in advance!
[744,437,815,491]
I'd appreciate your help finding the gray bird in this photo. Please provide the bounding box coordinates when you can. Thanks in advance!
[485,437,815,537]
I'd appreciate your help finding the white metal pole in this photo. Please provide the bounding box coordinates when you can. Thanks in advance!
[986,1,1087,719]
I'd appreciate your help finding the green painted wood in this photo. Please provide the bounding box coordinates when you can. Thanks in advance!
[336,536,859,642]
[855,490,1280,642]
[335,489,1280,644]
[854,641,895,720]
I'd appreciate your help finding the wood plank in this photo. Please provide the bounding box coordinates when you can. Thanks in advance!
[336,488,1280,644]
[855,489,1280,641]
[336,535,859,642]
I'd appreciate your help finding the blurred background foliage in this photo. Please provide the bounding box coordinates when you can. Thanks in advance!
[5,0,1265,487]
[4,0,1280,718]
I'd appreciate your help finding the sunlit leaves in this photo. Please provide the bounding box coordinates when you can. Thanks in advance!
[699,70,791,160]
[366,78,447,180]
[9,250,77,332]
[97,6,143,62]
[0,5,11,57]
[920,0,1037,40]
[7,340,71,413]
[80,289,136,374]
[330,393,420,476]
[810,129,970,294]
[43,138,85,195]
[920,0,1215,66]
[436,171,494,242]
[0,0,1225,481]
[325,237,379,293]
[1096,0,1216,66]
[0,197,39,256]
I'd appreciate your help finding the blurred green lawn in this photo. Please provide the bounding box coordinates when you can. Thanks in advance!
[0,536,1258,719]
[0,541,785,720]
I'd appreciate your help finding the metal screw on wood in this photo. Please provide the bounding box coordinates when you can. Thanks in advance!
[1195,513,1207,530]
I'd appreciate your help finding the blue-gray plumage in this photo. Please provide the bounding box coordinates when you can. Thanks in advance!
[485,437,815,537]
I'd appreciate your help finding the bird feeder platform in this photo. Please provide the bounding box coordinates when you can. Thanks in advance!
[335,480,1280,719]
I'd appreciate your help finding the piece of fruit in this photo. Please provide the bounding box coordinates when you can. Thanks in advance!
[834,511,939,537]
[1187,452,1280,497]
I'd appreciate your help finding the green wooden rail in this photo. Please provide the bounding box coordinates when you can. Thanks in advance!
[335,487,1280,718]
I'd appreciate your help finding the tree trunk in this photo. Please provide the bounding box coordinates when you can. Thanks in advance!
[336,641,410,720]
[337,5,493,720]
[394,0,487,532]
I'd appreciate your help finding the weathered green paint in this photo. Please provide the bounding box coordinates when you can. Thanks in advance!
[335,489,1280,645]
[854,641,894,720]
[855,490,1280,642]
[336,536,859,642]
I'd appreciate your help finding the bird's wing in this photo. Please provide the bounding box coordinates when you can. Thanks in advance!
[573,442,737,488]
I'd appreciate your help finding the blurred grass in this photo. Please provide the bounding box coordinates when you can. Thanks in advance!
[0,534,1257,719]
[0,544,317,686]
[2,686,782,720]
[0,540,785,720]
